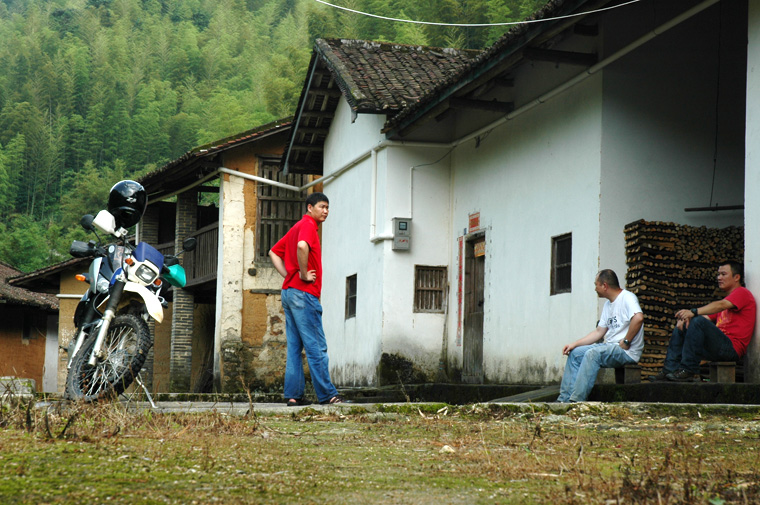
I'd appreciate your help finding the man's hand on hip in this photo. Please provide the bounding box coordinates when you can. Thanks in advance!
[300,269,317,283]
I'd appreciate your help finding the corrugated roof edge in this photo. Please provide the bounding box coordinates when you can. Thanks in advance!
[139,117,293,184]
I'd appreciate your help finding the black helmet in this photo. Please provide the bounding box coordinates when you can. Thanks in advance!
[107,180,147,229]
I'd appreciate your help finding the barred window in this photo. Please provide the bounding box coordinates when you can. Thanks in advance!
[256,157,309,262]
[551,233,572,295]
[345,274,357,319]
[414,266,447,313]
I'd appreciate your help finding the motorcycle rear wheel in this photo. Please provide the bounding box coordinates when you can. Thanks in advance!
[65,314,151,402]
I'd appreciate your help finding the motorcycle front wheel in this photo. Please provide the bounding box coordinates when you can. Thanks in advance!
[65,314,151,402]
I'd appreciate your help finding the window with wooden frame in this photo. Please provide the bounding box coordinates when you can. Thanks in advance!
[256,157,310,262]
[414,266,447,313]
[551,233,572,295]
[345,274,357,319]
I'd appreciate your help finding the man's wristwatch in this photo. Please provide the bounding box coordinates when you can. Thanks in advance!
[623,339,631,347]
[691,308,699,317]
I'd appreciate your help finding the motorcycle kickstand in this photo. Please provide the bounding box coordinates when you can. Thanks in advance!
[133,373,157,409]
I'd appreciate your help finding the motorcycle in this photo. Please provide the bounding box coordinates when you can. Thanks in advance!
[65,209,196,402]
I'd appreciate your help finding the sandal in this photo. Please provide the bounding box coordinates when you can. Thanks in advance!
[286,398,311,407]
[319,395,346,405]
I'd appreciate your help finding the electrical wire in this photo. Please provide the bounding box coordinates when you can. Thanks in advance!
[313,0,642,28]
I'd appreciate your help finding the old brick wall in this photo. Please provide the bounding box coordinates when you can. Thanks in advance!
[171,189,197,392]
[0,307,46,390]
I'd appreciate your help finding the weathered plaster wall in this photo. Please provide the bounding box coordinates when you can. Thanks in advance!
[379,145,452,378]
[745,0,760,383]
[322,101,388,386]
[216,139,294,392]
[448,75,603,385]
[217,173,247,374]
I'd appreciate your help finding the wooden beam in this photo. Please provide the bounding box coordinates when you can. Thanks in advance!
[284,163,323,175]
[449,98,514,114]
[295,126,330,135]
[523,47,597,67]
[299,111,334,119]
[308,88,343,98]
[291,144,324,153]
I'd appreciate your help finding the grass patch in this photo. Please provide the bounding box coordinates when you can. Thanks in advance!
[0,399,759,504]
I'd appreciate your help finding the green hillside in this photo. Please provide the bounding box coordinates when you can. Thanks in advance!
[0,0,542,271]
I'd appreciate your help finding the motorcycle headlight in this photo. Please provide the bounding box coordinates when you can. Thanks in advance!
[97,277,110,293]
[135,265,158,284]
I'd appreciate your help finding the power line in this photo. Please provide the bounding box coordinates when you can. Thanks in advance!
[313,0,642,28]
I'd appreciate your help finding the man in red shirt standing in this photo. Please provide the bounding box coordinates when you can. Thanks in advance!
[269,192,344,405]
[650,261,757,382]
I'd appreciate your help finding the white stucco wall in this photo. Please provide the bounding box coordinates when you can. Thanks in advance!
[745,0,760,383]
[321,101,387,386]
[322,102,455,384]
[447,74,604,384]
[600,0,746,279]
[378,145,452,374]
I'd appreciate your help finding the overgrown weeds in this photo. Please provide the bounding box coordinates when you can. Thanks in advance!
[0,400,758,504]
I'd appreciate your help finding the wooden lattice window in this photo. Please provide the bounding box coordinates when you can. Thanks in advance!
[256,157,309,261]
[551,233,572,295]
[345,274,357,319]
[414,266,447,313]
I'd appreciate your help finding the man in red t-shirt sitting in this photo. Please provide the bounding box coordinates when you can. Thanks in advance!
[650,261,756,382]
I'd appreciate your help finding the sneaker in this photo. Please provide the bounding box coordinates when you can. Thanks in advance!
[666,369,701,382]
[648,369,670,382]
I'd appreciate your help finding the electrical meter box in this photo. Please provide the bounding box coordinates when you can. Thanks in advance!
[392,217,411,251]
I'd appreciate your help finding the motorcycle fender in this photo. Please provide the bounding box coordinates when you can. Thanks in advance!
[123,282,164,323]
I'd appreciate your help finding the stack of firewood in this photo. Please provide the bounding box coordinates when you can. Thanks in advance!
[624,220,744,378]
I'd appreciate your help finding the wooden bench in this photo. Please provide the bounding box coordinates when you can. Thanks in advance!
[615,364,641,384]
[709,362,736,383]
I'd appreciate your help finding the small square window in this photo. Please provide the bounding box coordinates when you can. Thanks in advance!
[345,274,357,319]
[551,233,572,295]
[414,266,447,313]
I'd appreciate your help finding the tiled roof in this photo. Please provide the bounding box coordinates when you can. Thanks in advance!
[0,261,58,311]
[139,118,292,202]
[283,39,481,175]
[316,39,481,114]
[383,0,593,134]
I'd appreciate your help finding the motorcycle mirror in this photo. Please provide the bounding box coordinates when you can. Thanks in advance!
[182,237,197,252]
[80,214,95,231]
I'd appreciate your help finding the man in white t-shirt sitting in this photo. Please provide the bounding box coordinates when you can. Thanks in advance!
[556,269,645,403]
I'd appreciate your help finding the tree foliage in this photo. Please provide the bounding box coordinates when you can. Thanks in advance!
[0,0,545,271]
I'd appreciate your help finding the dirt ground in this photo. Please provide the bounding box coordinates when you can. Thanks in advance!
[0,401,759,504]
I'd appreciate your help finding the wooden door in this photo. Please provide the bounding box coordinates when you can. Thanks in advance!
[462,236,485,383]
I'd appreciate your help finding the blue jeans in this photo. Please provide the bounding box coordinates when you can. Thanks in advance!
[281,288,339,403]
[663,316,739,374]
[557,343,635,403]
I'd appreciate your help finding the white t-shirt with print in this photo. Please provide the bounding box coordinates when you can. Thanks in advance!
[598,289,644,362]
